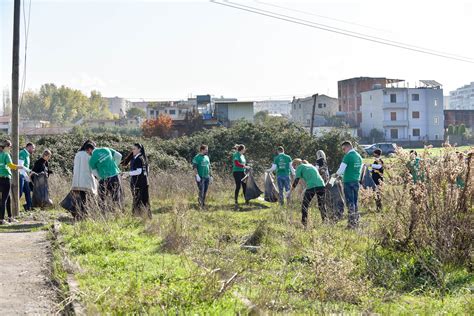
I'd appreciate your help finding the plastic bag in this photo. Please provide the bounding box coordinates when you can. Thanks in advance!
[60,191,79,215]
[361,165,376,189]
[326,179,345,220]
[32,173,53,208]
[264,172,279,203]
[242,170,262,201]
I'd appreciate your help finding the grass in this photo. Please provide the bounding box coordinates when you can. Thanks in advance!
[53,188,473,314]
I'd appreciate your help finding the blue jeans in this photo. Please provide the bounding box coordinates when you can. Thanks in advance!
[277,175,290,205]
[197,177,210,207]
[19,175,32,210]
[343,181,360,227]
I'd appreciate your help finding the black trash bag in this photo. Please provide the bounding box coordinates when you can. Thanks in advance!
[32,173,53,208]
[326,179,345,220]
[242,170,263,201]
[264,172,279,203]
[60,191,78,216]
[361,165,376,189]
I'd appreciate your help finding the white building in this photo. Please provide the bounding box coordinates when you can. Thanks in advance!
[254,100,292,117]
[448,82,474,110]
[290,94,338,127]
[214,101,254,127]
[105,97,132,116]
[146,100,194,121]
[360,80,444,142]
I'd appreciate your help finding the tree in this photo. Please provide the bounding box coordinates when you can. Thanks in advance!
[254,110,270,124]
[369,128,384,143]
[447,124,454,135]
[142,114,173,138]
[127,107,146,119]
[459,124,466,136]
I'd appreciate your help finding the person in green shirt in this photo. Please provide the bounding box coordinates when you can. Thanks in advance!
[333,141,363,229]
[0,140,28,225]
[192,144,211,208]
[266,146,294,205]
[86,143,123,209]
[232,144,250,208]
[407,150,422,184]
[19,142,35,211]
[290,158,327,227]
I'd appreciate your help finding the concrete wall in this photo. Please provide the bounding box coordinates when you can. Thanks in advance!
[291,95,338,127]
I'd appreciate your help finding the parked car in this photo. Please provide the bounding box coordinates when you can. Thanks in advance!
[364,143,397,156]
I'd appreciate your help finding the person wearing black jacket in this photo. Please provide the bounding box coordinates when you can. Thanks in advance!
[31,149,53,208]
[122,143,151,218]
[371,149,384,212]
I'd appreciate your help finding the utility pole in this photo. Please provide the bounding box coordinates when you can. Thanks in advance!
[11,0,20,217]
[310,93,318,136]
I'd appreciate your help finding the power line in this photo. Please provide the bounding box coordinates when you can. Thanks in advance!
[228,0,474,62]
[211,0,474,64]
[19,0,32,108]
[255,0,390,34]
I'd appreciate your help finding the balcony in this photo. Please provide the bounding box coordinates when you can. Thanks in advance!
[383,102,408,109]
[383,120,408,127]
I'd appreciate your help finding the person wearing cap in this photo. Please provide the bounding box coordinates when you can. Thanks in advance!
[266,146,294,205]
[332,141,363,229]
[86,143,123,209]
[290,158,327,227]
[192,144,211,208]
[0,140,28,224]
[19,142,35,211]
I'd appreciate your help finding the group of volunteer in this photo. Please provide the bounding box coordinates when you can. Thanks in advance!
[0,140,151,225]
[192,140,380,229]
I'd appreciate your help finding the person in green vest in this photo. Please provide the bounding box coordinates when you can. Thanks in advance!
[290,158,327,227]
[86,143,123,209]
[407,150,422,184]
[19,142,35,211]
[455,151,466,189]
[0,140,28,225]
[192,144,211,208]
[266,146,294,205]
[333,141,363,229]
[232,144,250,209]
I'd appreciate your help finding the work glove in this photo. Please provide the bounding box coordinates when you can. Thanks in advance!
[195,174,201,182]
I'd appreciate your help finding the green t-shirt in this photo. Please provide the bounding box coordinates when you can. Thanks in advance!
[0,152,13,178]
[89,147,120,180]
[273,153,292,177]
[341,150,363,183]
[19,148,30,169]
[295,163,325,189]
[407,157,422,183]
[192,153,210,178]
[232,152,246,172]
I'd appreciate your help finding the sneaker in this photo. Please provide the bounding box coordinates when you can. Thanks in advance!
[234,203,239,210]
[8,217,19,223]
[0,219,10,225]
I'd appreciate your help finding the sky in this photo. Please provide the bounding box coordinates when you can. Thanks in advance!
[1,0,474,101]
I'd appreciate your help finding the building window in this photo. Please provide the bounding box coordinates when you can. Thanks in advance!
[413,128,420,137]
[323,103,326,108]
[370,113,373,118]
[318,103,323,108]
[307,119,311,125]
[390,129,398,139]
[390,94,397,103]
[370,95,372,100]
[299,104,301,109]
[164,110,168,114]
[293,104,296,110]
[434,99,438,107]
[434,116,439,125]
[390,112,397,121]
[435,134,439,140]
[411,94,419,101]
[412,111,420,119]
[169,109,176,115]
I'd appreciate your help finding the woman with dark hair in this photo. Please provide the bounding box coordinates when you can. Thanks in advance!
[232,144,250,209]
[69,140,98,218]
[31,149,54,208]
[123,143,151,218]
[0,140,28,224]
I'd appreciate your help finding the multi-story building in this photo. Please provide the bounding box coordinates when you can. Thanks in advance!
[448,82,474,110]
[105,97,132,116]
[338,77,403,128]
[146,100,194,121]
[360,80,444,142]
[254,100,292,117]
[290,94,338,127]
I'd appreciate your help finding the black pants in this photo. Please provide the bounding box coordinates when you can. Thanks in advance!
[372,174,383,212]
[132,183,151,218]
[0,178,12,220]
[233,171,247,204]
[302,187,327,226]
[99,175,123,209]
[73,190,88,219]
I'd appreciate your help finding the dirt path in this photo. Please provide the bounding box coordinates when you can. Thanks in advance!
[0,223,56,315]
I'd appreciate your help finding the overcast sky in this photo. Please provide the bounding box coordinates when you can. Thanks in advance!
[1,0,473,101]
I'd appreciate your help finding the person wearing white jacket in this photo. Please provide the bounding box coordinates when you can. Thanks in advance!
[71,140,98,217]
